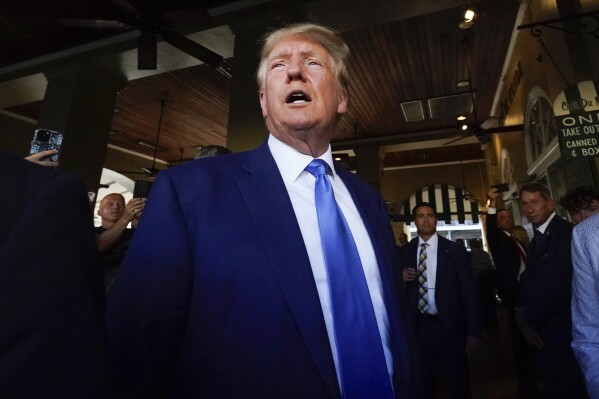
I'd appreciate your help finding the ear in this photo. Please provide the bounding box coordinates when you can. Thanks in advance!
[259,91,268,118]
[337,91,348,115]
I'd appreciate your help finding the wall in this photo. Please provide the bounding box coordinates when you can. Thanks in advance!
[489,0,599,197]
[381,161,488,210]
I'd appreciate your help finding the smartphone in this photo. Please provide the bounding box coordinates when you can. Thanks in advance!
[29,129,64,162]
[491,183,510,193]
[133,180,153,199]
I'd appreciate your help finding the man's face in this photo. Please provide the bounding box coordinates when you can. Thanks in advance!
[497,209,514,231]
[259,34,348,149]
[520,191,555,227]
[413,206,437,238]
[570,199,599,223]
[98,194,125,223]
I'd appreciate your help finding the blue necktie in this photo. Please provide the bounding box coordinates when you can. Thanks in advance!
[306,159,393,399]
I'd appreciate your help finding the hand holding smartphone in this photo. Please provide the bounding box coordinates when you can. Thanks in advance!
[29,129,63,162]
[490,183,510,193]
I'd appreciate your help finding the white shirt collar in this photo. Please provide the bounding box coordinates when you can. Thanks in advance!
[418,232,438,247]
[537,212,557,234]
[268,133,336,184]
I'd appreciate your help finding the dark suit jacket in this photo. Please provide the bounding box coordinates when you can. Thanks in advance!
[486,212,521,305]
[400,235,482,351]
[0,151,110,398]
[106,141,411,399]
[519,214,574,347]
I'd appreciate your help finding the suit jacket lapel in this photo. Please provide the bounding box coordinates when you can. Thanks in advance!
[235,143,340,398]
[436,236,450,289]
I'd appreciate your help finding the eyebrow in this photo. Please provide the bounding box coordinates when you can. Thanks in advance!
[269,45,319,61]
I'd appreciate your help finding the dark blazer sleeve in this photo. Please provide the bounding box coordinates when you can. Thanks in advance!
[451,242,483,338]
[0,153,110,398]
[485,212,519,296]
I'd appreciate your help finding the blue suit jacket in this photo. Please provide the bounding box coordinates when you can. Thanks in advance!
[400,235,482,351]
[106,142,410,398]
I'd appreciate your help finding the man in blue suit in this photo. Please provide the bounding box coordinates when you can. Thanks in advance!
[400,202,482,399]
[106,23,410,398]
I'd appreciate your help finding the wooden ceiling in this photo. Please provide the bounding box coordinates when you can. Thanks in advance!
[1,0,522,180]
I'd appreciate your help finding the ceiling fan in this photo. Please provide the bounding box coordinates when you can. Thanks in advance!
[117,95,168,180]
[450,146,482,203]
[444,34,523,146]
[56,0,226,71]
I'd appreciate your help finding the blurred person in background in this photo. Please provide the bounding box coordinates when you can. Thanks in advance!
[0,150,111,397]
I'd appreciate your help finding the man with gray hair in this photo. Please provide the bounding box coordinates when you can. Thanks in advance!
[107,23,410,398]
[517,182,587,398]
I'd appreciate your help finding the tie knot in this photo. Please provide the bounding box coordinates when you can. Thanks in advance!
[420,243,428,249]
[306,159,329,178]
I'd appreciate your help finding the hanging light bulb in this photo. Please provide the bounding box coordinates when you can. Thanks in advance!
[464,9,475,22]
[459,8,476,29]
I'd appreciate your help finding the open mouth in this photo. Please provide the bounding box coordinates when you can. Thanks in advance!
[286,91,311,104]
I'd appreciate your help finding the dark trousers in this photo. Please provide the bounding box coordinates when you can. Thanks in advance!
[414,313,471,399]
[503,291,538,396]
[537,340,588,399]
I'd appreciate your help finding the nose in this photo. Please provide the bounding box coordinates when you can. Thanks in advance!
[286,57,306,82]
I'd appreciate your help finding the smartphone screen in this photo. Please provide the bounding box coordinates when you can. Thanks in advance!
[30,129,63,162]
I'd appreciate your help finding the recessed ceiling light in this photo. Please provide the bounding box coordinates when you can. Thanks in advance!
[457,80,470,88]
[457,115,467,121]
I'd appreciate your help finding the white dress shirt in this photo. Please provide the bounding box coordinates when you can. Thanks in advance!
[268,134,393,384]
[417,233,439,315]
[536,212,556,234]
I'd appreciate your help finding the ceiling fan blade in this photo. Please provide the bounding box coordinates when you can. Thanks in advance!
[480,117,499,130]
[162,30,223,68]
[116,170,149,175]
[56,18,131,29]
[487,124,524,133]
[141,167,162,176]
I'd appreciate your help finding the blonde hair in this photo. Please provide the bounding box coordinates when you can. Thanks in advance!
[512,225,530,247]
[256,23,350,97]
